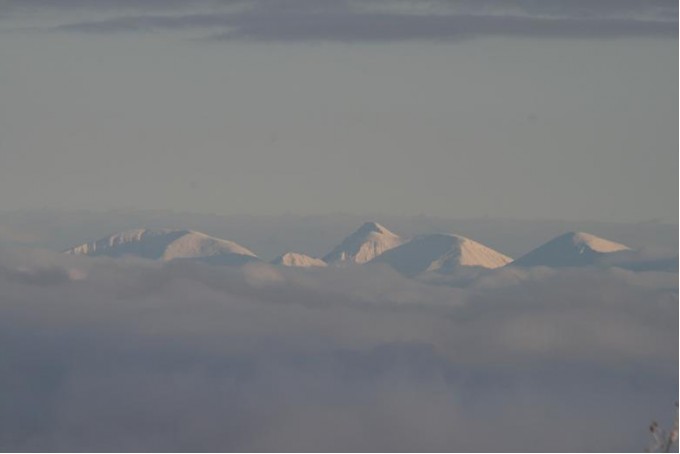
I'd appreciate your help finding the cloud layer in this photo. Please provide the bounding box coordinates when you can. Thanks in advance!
[3,0,677,41]
[0,248,676,451]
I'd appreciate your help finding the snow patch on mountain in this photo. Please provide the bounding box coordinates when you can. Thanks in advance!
[271,252,327,268]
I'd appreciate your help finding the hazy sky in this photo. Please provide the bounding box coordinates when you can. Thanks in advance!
[0,0,677,222]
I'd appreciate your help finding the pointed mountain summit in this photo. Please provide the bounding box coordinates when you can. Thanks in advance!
[371,233,512,277]
[512,231,630,268]
[271,252,327,268]
[323,221,404,265]
[64,228,259,265]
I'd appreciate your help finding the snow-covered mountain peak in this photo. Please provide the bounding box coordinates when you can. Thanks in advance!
[160,230,257,261]
[371,233,512,277]
[566,232,631,253]
[512,231,631,267]
[355,221,391,236]
[271,252,327,268]
[323,221,404,265]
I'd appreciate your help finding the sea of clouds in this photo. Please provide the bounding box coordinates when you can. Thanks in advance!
[0,248,676,451]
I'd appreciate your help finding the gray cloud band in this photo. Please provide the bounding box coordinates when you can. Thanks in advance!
[5,0,675,41]
[52,11,677,41]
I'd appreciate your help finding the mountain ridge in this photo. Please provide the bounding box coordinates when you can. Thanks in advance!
[64,228,259,265]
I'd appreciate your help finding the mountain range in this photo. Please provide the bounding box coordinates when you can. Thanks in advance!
[64,222,674,276]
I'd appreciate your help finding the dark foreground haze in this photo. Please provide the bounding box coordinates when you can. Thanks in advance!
[0,246,676,451]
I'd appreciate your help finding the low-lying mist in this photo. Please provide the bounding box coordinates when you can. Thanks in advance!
[0,249,676,451]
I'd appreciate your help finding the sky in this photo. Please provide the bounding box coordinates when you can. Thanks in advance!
[0,0,677,222]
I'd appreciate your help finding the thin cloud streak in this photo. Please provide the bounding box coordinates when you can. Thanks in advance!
[4,0,677,17]
[52,10,677,42]
[4,0,674,41]
[51,11,677,42]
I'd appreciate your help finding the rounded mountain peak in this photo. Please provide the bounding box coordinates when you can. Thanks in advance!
[512,231,631,267]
